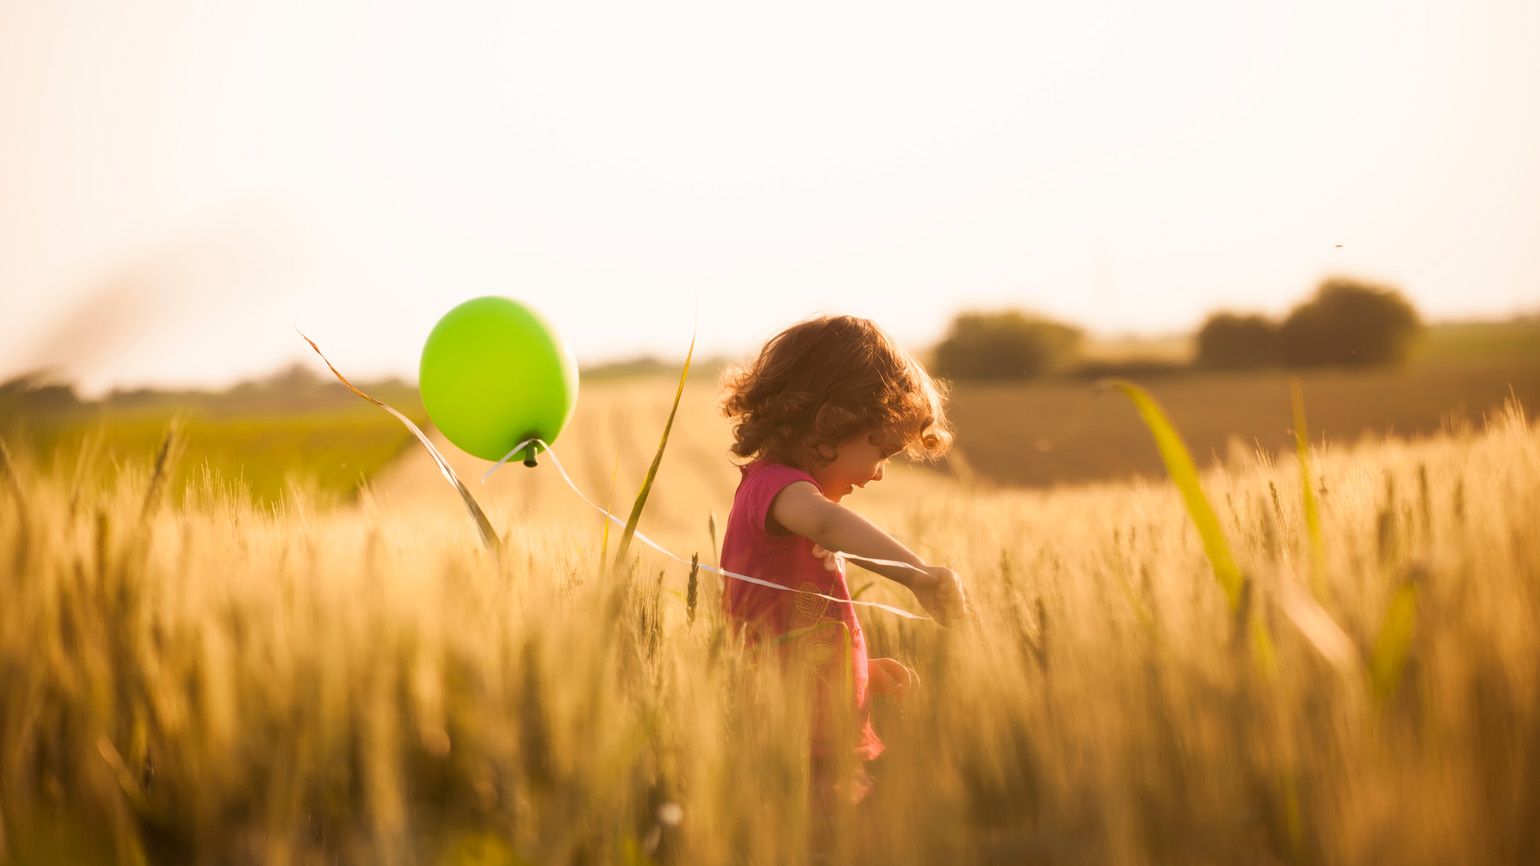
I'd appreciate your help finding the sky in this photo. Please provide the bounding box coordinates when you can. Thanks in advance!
[1,0,1537,396]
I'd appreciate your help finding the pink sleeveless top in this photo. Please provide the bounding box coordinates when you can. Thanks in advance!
[720,458,882,761]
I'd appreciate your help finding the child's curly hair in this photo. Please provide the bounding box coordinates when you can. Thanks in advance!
[719,315,954,468]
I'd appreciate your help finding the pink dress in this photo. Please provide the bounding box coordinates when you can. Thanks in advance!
[720,458,882,762]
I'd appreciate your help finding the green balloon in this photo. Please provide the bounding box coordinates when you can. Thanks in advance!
[419,296,579,463]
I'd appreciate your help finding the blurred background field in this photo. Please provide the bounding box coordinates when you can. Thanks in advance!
[4,316,1534,512]
[944,317,1540,487]
[0,365,427,508]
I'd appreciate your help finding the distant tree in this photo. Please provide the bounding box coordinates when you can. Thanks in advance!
[1280,277,1422,367]
[932,310,1084,380]
[1195,313,1282,369]
[0,371,80,415]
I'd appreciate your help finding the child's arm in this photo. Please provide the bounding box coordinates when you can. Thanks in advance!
[770,481,968,623]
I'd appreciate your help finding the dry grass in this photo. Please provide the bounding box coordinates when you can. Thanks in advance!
[1,384,1538,865]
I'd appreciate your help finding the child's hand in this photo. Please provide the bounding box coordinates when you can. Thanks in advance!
[911,565,969,626]
[868,657,919,704]
[811,543,841,573]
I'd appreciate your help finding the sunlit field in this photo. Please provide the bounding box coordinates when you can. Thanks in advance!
[1,376,1537,865]
[0,374,428,509]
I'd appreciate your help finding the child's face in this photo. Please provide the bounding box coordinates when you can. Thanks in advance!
[807,427,902,502]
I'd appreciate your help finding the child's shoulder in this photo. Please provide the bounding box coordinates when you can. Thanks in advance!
[737,457,816,487]
[733,459,820,537]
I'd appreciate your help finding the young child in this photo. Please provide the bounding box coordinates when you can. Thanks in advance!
[716,314,970,811]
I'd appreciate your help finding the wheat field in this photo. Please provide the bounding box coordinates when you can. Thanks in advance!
[1,378,1537,865]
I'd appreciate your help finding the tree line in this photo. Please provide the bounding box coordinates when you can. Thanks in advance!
[931,276,1424,381]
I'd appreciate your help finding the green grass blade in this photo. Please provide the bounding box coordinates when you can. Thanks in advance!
[1108,379,1276,672]
[1370,567,1421,705]
[1106,380,1243,606]
[1291,378,1327,600]
[612,328,696,571]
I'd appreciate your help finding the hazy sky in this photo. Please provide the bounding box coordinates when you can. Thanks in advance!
[2,0,1537,395]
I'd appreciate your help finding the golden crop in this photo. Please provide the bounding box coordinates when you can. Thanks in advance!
[1,380,1536,865]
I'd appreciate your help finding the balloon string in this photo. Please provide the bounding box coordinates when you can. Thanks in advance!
[300,331,501,549]
[480,440,542,483]
[486,437,934,621]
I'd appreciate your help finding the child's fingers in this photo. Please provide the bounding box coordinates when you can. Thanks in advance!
[810,544,838,572]
[870,662,917,703]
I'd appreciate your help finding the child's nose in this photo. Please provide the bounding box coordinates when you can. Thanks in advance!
[872,464,884,482]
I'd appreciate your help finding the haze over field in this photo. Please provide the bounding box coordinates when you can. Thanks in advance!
[2,0,1538,396]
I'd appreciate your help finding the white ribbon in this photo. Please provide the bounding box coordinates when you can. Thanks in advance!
[484,437,934,621]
